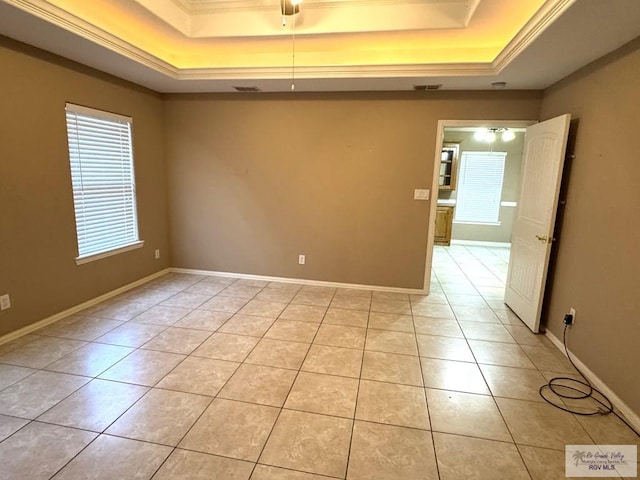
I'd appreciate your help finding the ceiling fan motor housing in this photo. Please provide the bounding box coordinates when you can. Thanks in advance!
[281,0,300,16]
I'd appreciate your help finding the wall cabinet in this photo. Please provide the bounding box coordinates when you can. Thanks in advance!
[434,206,454,246]
[439,142,460,190]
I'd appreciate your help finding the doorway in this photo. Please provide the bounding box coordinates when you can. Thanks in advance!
[441,127,525,246]
[423,119,535,297]
[425,116,572,333]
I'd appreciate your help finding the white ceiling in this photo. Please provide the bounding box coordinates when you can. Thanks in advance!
[1,0,639,93]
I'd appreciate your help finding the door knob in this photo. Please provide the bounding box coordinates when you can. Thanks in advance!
[536,235,548,243]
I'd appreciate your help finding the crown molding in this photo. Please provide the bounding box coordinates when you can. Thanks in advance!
[180,0,476,14]
[169,0,192,13]
[6,0,178,77]
[177,62,496,80]
[493,0,576,72]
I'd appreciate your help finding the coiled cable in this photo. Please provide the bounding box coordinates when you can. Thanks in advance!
[539,324,639,438]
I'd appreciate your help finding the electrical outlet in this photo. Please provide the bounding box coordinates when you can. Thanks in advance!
[569,307,576,324]
[155,249,160,260]
[0,294,10,311]
[298,254,306,265]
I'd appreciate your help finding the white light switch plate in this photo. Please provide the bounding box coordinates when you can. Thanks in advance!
[414,189,430,200]
[0,294,10,311]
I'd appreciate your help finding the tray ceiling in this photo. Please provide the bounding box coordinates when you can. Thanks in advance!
[1,0,639,92]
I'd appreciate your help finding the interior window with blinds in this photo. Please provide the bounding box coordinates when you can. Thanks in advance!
[454,151,507,225]
[65,103,143,264]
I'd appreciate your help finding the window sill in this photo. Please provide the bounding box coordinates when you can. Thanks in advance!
[453,221,502,226]
[75,241,145,265]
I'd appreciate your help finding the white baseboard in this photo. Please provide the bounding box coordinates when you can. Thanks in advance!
[545,330,640,433]
[1,266,426,348]
[0,268,171,347]
[450,240,511,248]
[170,268,428,295]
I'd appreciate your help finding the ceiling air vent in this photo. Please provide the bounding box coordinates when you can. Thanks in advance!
[233,86,261,92]
[414,84,442,91]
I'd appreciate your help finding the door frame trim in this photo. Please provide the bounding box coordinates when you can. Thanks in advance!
[423,119,536,293]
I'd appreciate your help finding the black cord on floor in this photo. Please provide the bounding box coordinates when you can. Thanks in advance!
[538,324,640,438]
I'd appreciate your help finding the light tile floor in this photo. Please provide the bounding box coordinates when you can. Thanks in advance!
[0,245,638,479]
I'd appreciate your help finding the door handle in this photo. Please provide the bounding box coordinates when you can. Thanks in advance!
[536,235,556,244]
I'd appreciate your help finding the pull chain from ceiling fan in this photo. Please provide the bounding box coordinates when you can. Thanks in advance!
[291,10,297,91]
[282,0,301,91]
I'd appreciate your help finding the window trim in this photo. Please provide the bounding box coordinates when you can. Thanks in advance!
[65,103,143,265]
[74,241,144,266]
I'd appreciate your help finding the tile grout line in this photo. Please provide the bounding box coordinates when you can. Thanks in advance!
[161,277,275,479]
[128,276,267,478]
[42,274,236,479]
[410,292,442,480]
[342,288,374,480]
[82,276,226,479]
[438,246,532,478]
[444,245,536,479]
[25,283,193,477]
[245,283,340,478]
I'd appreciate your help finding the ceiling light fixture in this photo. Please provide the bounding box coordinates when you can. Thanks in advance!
[473,128,516,143]
[281,0,302,91]
[501,129,516,142]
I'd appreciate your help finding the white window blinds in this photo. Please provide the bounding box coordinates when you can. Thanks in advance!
[454,151,506,224]
[65,103,141,262]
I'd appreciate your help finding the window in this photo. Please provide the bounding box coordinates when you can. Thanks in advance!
[65,103,142,264]
[454,151,506,225]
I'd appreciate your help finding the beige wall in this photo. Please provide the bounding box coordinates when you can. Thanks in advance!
[164,92,540,289]
[439,130,524,243]
[539,38,640,413]
[0,37,170,337]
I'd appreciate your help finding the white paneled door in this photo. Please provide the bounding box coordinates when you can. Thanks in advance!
[505,114,571,332]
